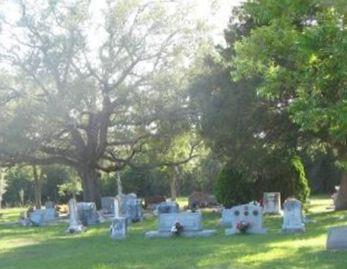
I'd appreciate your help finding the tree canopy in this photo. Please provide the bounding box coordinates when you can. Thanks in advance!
[0,0,208,204]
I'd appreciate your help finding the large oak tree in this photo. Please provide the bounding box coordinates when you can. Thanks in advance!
[0,0,206,205]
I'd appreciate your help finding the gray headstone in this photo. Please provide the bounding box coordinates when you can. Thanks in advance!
[110,217,127,240]
[77,202,100,226]
[157,202,179,215]
[45,201,55,209]
[43,208,57,221]
[145,211,216,238]
[117,193,143,223]
[29,210,45,226]
[29,208,57,226]
[158,212,202,232]
[326,226,347,250]
[221,208,234,227]
[263,192,282,215]
[125,198,143,223]
[282,198,305,233]
[225,204,267,235]
[101,197,116,215]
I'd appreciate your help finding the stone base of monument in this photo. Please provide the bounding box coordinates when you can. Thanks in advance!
[326,226,347,250]
[225,227,267,235]
[65,224,86,234]
[145,212,216,238]
[282,226,305,234]
[145,229,216,238]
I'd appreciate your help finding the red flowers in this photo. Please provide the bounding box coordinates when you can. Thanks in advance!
[236,221,250,234]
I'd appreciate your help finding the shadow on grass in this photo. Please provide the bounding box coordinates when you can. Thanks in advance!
[0,208,347,269]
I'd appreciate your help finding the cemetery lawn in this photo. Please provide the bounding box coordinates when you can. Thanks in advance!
[0,196,347,269]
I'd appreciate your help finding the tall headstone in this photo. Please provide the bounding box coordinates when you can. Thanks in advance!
[263,192,282,215]
[282,198,305,233]
[124,194,143,222]
[110,198,127,239]
[225,204,267,235]
[66,199,84,233]
[117,172,123,196]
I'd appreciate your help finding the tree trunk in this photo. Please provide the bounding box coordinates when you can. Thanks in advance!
[79,167,101,208]
[335,171,347,210]
[32,165,43,209]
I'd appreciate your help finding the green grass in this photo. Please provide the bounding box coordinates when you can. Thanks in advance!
[0,196,346,269]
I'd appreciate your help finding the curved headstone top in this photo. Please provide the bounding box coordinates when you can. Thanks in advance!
[282,198,305,233]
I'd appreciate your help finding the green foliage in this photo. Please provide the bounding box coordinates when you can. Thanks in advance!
[3,167,34,206]
[291,156,310,202]
[58,177,82,200]
[256,153,310,203]
[0,0,210,203]
[2,165,78,206]
[232,0,347,159]
[214,164,254,208]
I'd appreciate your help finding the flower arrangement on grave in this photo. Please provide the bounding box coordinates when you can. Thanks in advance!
[171,222,184,236]
[236,220,250,234]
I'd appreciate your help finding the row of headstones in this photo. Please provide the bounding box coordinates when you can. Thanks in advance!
[66,193,347,250]
[20,201,58,226]
[110,197,304,239]
[101,194,143,222]
[67,193,143,233]
[222,198,305,234]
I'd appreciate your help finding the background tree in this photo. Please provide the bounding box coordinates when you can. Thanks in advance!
[0,168,7,209]
[232,0,347,209]
[189,2,311,204]
[0,0,208,205]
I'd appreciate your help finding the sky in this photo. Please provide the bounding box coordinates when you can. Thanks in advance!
[1,0,243,43]
[195,0,243,44]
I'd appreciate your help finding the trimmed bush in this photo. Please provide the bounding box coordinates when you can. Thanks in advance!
[214,164,255,208]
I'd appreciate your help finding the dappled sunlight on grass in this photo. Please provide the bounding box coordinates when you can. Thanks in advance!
[0,207,23,223]
[0,196,347,269]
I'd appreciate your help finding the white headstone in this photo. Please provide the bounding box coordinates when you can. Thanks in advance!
[263,192,282,214]
[110,217,127,240]
[282,198,305,233]
[221,208,233,227]
[66,199,84,233]
[225,204,267,235]
[117,172,123,196]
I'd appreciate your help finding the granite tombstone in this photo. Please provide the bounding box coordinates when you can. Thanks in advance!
[263,192,282,215]
[145,211,216,238]
[225,204,267,235]
[282,198,305,233]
